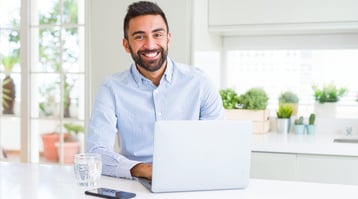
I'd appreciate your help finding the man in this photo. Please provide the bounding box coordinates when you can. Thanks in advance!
[87,1,224,180]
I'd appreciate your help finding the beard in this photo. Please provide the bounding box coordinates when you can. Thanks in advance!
[129,44,168,72]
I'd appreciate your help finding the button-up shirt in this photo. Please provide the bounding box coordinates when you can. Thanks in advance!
[87,57,224,179]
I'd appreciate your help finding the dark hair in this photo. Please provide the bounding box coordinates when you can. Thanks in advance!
[123,1,169,39]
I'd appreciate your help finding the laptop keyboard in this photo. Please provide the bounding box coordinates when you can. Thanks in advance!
[138,177,152,191]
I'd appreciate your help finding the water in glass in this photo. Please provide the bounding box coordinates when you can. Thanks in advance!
[74,153,102,186]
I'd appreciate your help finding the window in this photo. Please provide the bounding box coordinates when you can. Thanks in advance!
[0,0,21,161]
[0,0,86,163]
[224,49,358,117]
[221,34,358,118]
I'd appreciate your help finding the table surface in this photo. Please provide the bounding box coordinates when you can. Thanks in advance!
[1,162,358,199]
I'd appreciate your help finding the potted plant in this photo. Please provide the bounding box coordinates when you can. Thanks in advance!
[293,116,305,134]
[41,123,84,163]
[219,88,241,122]
[1,55,18,115]
[58,123,84,163]
[219,88,239,109]
[41,130,69,162]
[278,91,299,116]
[220,87,270,133]
[306,113,316,135]
[238,87,270,133]
[238,87,269,110]
[312,83,347,118]
[276,104,293,134]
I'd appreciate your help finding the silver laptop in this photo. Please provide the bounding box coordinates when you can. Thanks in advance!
[139,120,252,193]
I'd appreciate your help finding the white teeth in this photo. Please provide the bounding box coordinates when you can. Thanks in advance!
[144,52,158,58]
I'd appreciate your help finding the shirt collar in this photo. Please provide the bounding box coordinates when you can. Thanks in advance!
[130,57,174,87]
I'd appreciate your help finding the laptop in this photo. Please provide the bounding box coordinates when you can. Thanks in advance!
[138,120,252,193]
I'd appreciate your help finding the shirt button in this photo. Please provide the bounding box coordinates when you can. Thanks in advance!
[154,89,159,94]
[157,112,162,116]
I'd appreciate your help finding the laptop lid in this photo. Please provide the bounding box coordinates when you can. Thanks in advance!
[150,120,252,193]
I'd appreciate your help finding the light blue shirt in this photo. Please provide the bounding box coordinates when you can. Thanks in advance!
[87,57,224,179]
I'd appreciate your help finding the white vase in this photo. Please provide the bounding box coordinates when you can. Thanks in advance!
[314,102,337,118]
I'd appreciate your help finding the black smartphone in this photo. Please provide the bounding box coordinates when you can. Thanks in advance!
[85,187,136,199]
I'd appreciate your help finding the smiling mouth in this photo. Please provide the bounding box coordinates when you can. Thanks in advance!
[140,50,160,59]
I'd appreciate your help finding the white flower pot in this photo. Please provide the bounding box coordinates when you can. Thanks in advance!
[314,102,337,118]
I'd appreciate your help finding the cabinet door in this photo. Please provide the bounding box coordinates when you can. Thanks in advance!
[297,154,358,185]
[251,152,297,180]
[209,0,358,26]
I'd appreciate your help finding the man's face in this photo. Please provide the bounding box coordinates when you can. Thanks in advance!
[123,15,171,72]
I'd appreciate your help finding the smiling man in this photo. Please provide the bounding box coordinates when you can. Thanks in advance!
[87,1,224,180]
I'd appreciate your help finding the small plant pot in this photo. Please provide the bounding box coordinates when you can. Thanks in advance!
[306,125,315,135]
[294,125,305,135]
[277,118,290,134]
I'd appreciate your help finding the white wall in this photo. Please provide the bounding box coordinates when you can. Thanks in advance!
[88,0,192,106]
[191,0,223,89]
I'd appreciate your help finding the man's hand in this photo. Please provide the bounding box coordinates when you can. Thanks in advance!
[130,163,152,180]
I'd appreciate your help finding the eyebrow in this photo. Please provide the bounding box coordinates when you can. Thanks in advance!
[131,28,166,37]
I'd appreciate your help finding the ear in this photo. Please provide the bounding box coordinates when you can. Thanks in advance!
[167,32,171,47]
[122,38,130,53]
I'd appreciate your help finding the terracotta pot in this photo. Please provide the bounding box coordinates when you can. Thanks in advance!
[41,133,60,161]
[41,133,70,161]
[56,142,80,163]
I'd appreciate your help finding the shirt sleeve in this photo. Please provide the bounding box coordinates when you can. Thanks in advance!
[199,75,225,120]
[86,81,140,179]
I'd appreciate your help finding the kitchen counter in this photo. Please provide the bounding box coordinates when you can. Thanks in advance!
[252,133,358,156]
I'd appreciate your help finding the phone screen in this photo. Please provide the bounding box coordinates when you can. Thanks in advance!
[85,188,136,199]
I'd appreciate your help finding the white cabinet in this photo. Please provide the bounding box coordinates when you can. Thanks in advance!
[251,152,358,185]
[251,152,297,181]
[297,154,358,185]
[208,0,358,35]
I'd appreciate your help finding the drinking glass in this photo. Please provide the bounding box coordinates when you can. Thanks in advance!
[74,153,102,187]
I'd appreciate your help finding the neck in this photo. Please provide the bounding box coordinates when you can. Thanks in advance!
[137,61,167,86]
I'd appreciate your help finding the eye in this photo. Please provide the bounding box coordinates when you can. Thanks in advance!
[134,35,144,40]
[153,33,163,38]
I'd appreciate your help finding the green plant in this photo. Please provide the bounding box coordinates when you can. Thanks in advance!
[238,87,269,110]
[309,113,316,125]
[1,55,18,74]
[279,91,299,104]
[312,83,347,103]
[276,104,293,118]
[294,116,304,125]
[64,123,84,135]
[219,89,239,109]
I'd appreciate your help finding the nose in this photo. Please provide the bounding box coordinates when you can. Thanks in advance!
[143,36,156,49]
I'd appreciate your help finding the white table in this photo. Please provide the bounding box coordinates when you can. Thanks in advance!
[1,162,358,199]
